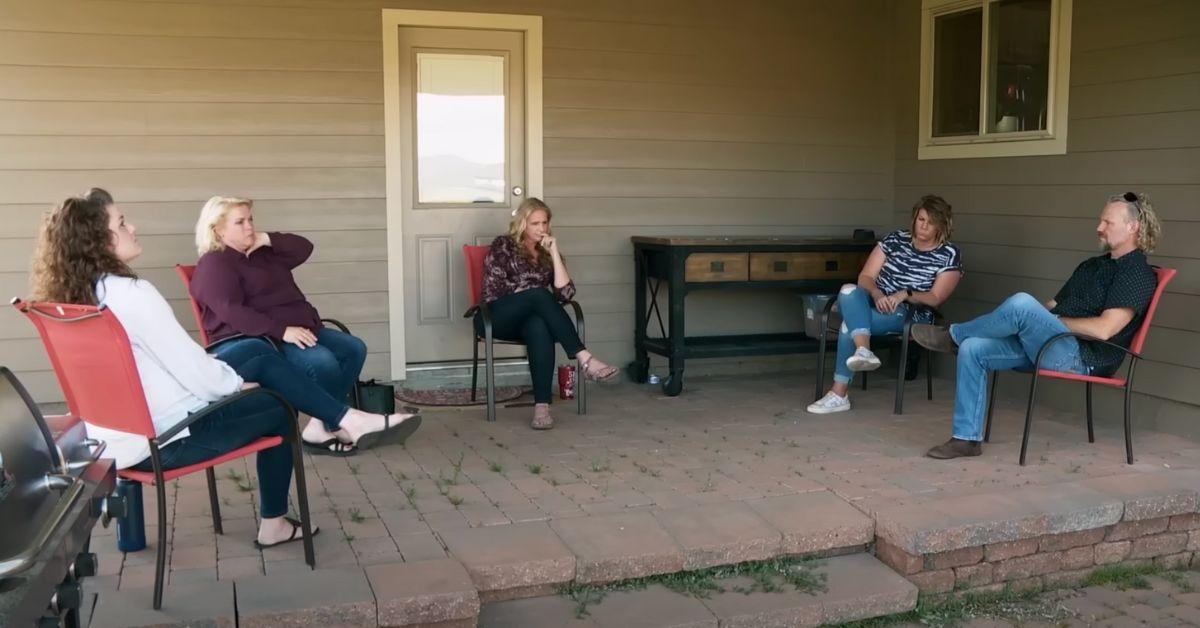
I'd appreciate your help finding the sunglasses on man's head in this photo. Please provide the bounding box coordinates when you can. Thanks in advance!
[1123,191,1143,215]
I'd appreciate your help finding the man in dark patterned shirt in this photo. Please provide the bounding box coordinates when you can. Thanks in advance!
[912,193,1163,459]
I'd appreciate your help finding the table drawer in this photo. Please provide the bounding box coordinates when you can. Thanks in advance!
[749,252,866,281]
[685,253,749,282]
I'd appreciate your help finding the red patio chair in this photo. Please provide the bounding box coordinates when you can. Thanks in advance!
[984,267,1177,465]
[175,263,362,407]
[462,244,586,422]
[13,299,316,609]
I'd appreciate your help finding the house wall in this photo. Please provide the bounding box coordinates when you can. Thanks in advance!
[0,0,895,402]
[891,0,1200,436]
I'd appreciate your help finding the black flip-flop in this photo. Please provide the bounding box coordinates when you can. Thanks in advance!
[354,413,422,451]
[302,438,357,457]
[254,517,320,550]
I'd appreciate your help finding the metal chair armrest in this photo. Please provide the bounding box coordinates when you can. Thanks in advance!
[564,299,585,343]
[154,388,296,444]
[1031,331,1139,373]
[320,318,350,334]
[821,294,838,316]
[474,302,494,337]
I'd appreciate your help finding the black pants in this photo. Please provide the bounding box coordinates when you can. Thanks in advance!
[474,288,585,403]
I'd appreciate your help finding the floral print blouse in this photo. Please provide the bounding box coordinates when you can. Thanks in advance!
[481,235,576,304]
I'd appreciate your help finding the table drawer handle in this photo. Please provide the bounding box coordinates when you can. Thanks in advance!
[710,261,725,272]
[773,261,788,272]
[825,260,839,271]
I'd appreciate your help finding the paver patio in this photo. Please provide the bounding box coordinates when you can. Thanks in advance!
[82,368,1200,626]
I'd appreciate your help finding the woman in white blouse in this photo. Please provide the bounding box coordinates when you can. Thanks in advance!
[29,192,419,548]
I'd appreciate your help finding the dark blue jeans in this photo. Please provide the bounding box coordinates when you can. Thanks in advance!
[131,394,292,518]
[281,328,366,405]
[474,288,585,404]
[212,337,351,432]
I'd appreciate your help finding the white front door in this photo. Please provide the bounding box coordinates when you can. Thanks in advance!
[382,11,543,378]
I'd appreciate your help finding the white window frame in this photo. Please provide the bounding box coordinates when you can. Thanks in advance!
[918,0,1072,160]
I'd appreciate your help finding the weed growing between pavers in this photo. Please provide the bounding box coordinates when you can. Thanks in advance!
[1161,569,1195,593]
[226,468,253,493]
[557,556,827,618]
[1083,562,1163,590]
[834,584,1067,628]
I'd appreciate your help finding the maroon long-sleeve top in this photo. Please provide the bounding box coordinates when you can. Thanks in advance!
[190,232,323,343]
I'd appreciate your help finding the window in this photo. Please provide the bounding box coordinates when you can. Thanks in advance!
[415,52,508,204]
[919,0,1072,159]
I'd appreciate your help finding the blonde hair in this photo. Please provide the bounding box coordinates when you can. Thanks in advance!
[506,197,554,267]
[1108,193,1162,253]
[195,196,253,255]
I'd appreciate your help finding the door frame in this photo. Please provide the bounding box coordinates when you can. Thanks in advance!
[381,9,544,380]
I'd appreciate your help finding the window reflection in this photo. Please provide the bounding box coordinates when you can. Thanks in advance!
[416,53,506,204]
[932,9,982,137]
[987,0,1051,133]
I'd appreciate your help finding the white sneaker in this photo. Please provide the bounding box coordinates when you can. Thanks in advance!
[846,347,882,372]
[807,391,851,414]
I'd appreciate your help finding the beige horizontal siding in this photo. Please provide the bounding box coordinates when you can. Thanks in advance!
[1,0,895,402]
[891,0,1200,434]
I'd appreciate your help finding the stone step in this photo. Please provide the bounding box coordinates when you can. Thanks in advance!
[441,489,874,602]
[479,552,918,628]
[87,559,480,628]
[87,491,874,626]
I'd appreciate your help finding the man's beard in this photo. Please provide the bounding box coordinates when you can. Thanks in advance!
[1098,237,1113,252]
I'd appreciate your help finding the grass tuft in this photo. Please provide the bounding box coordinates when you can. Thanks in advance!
[558,556,826,618]
[1083,563,1161,590]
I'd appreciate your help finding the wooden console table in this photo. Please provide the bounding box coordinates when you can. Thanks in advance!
[630,236,874,396]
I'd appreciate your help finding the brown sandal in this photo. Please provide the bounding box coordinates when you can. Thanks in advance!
[581,357,620,383]
[531,403,555,430]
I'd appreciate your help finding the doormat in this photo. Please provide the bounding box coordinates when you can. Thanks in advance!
[395,386,529,407]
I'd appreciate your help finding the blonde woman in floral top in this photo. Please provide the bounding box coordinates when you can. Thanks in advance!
[478,198,619,429]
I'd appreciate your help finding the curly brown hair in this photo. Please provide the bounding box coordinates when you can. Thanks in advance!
[30,196,136,305]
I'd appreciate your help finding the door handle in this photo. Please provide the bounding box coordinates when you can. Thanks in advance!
[512,186,524,197]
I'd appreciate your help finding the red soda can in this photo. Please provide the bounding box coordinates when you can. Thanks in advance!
[557,364,576,399]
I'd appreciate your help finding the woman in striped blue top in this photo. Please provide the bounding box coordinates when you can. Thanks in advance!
[808,195,964,414]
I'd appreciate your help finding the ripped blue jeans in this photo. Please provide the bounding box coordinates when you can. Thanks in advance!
[948,292,1088,441]
[833,285,909,385]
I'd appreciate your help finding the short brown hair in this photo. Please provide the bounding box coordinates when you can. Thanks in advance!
[912,194,953,246]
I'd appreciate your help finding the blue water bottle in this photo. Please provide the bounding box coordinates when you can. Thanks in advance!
[115,478,147,552]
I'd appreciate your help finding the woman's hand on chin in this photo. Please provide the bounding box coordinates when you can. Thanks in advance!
[245,232,271,255]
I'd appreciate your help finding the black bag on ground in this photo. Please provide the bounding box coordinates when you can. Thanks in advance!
[355,379,395,414]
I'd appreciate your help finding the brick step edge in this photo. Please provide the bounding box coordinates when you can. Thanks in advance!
[481,552,917,627]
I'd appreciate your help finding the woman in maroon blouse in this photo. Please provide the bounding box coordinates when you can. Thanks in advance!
[479,198,619,429]
[190,196,413,453]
